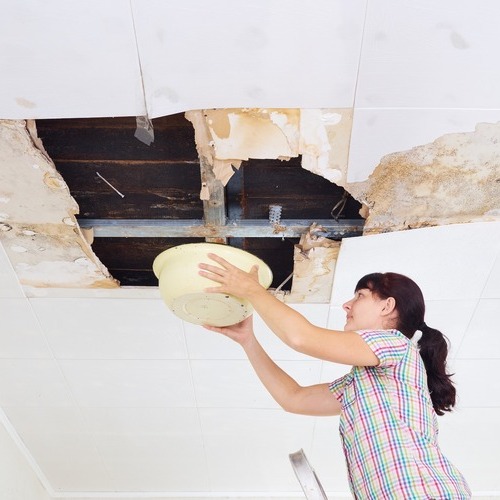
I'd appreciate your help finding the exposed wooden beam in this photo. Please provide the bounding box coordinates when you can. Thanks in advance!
[199,155,226,244]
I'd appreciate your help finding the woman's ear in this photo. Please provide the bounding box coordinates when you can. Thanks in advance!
[381,297,397,316]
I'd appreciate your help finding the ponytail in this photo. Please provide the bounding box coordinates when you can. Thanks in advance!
[417,323,456,415]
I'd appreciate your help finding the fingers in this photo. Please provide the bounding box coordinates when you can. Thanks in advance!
[203,253,259,277]
[207,252,234,269]
[202,324,223,333]
[198,253,260,295]
[198,262,226,277]
[198,253,235,280]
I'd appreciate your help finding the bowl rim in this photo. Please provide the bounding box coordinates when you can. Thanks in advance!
[152,242,273,288]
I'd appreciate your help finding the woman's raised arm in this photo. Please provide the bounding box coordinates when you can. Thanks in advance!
[204,316,341,416]
[199,253,379,367]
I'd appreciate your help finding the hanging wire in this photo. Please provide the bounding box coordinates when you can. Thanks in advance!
[274,271,294,293]
[330,190,349,221]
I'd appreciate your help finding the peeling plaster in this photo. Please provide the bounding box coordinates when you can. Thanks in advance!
[348,122,500,233]
[287,224,340,303]
[185,110,242,198]
[0,120,118,288]
[186,108,353,191]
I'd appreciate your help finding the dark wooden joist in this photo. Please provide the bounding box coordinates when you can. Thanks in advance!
[231,158,362,220]
[55,161,204,219]
[36,114,197,162]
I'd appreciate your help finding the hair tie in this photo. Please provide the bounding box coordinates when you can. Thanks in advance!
[419,322,427,331]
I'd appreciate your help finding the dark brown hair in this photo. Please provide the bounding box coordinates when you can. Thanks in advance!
[355,272,456,415]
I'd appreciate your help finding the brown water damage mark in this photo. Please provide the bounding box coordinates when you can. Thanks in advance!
[186,108,353,193]
[15,97,37,109]
[0,119,118,288]
[348,122,500,233]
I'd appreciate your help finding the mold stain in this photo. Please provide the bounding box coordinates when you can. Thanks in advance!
[348,122,500,233]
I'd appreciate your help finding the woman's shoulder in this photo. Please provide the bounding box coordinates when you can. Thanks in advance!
[356,329,412,367]
[356,329,409,342]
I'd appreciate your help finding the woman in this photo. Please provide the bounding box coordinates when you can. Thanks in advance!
[199,253,471,499]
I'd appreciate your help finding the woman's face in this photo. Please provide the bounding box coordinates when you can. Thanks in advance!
[342,288,393,331]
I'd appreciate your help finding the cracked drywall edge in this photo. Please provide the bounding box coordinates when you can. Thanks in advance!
[186,108,353,195]
[0,119,119,288]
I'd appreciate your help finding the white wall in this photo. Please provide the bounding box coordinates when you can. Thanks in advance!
[0,417,51,500]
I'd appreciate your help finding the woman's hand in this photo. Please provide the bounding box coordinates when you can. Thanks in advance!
[198,252,264,300]
[203,315,256,348]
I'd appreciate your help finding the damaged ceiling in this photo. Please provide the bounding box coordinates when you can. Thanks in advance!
[1,0,500,498]
[31,111,364,290]
[3,109,498,293]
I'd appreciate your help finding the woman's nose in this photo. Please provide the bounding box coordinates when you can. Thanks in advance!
[342,300,352,312]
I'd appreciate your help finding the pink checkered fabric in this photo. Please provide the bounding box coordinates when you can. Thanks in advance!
[329,329,471,499]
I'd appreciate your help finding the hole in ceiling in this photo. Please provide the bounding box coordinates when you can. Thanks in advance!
[35,113,364,291]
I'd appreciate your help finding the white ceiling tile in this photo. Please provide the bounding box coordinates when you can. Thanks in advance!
[0,359,73,407]
[482,252,500,298]
[184,321,245,360]
[331,222,500,305]
[30,298,187,360]
[200,408,315,491]
[309,416,350,493]
[451,359,500,407]
[3,406,113,491]
[252,318,316,361]
[132,0,367,117]
[0,1,145,119]
[438,408,500,491]
[192,359,277,409]
[253,305,333,361]
[289,303,330,328]
[59,360,196,408]
[0,298,52,358]
[424,299,478,359]
[4,405,84,434]
[0,243,23,298]
[348,108,500,182]
[24,285,161,300]
[319,359,353,385]
[455,299,500,359]
[191,359,322,409]
[326,305,347,331]
[357,0,500,108]
[83,407,209,492]
[82,406,199,436]
[97,435,210,492]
